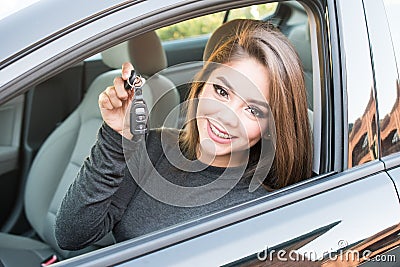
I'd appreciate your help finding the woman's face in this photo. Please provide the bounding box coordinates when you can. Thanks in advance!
[196,58,271,167]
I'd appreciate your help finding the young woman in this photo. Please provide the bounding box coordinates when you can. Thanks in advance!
[55,19,312,250]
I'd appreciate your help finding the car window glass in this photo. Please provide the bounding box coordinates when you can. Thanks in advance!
[348,94,378,167]
[345,0,379,168]
[156,3,278,42]
[156,12,225,41]
[380,0,400,156]
[227,3,278,21]
[365,0,400,158]
[90,0,313,231]
[0,1,319,265]
[383,0,400,78]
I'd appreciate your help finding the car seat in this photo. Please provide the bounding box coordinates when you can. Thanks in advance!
[0,30,179,266]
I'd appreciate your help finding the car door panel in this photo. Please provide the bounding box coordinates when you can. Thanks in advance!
[112,171,399,266]
[0,94,23,176]
[363,0,400,208]
[0,95,24,229]
[386,168,400,200]
[55,161,399,266]
[1,0,399,266]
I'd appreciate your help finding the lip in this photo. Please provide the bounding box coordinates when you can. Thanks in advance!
[207,119,235,144]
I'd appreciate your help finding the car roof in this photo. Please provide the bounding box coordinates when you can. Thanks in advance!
[0,0,130,66]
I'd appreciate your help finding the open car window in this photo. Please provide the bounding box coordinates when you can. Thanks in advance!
[0,0,320,253]
[4,0,399,266]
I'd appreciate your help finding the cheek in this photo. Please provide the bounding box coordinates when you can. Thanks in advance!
[247,124,261,140]
[197,97,224,116]
[242,119,266,143]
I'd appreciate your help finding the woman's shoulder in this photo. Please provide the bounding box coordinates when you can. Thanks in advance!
[146,127,183,148]
[147,127,181,140]
[149,127,181,135]
[144,127,182,163]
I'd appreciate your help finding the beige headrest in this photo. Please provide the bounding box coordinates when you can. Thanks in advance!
[101,31,167,76]
[128,31,167,76]
[204,19,312,72]
[203,19,246,61]
[101,42,130,69]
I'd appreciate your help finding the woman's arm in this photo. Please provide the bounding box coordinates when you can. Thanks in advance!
[55,122,138,250]
[55,62,141,250]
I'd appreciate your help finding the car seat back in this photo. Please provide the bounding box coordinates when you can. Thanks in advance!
[24,30,179,258]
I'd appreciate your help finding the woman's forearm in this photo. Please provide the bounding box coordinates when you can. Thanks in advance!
[55,122,137,250]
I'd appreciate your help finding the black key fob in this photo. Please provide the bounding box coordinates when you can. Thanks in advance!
[124,70,148,137]
[124,70,137,90]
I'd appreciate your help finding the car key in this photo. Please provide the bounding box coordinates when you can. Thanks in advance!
[124,70,148,138]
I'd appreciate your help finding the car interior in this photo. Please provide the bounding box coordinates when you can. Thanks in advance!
[0,1,317,265]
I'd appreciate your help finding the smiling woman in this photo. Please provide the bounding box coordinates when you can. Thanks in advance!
[195,59,271,168]
[2,0,400,266]
[55,18,312,251]
[182,20,312,189]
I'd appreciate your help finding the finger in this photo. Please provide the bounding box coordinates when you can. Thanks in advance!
[105,86,123,108]
[98,92,113,110]
[113,76,129,100]
[121,62,134,80]
[127,89,135,101]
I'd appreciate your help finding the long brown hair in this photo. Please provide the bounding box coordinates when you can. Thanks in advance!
[180,19,312,189]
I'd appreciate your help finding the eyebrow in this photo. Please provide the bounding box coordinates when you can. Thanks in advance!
[216,76,269,109]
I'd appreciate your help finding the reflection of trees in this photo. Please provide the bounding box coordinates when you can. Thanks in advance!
[348,88,377,168]
[380,80,400,157]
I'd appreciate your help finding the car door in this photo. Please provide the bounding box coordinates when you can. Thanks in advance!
[365,0,400,263]
[0,95,23,177]
[368,0,400,182]
[0,94,23,228]
[119,0,400,264]
[50,0,400,265]
[1,0,399,266]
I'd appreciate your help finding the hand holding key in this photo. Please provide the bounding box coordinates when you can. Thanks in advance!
[125,71,148,138]
[98,62,135,138]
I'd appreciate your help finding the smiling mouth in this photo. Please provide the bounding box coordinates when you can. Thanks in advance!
[208,120,233,139]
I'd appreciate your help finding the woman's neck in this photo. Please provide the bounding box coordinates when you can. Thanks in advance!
[196,145,248,168]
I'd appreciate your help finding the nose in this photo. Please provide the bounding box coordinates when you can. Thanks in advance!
[215,101,240,128]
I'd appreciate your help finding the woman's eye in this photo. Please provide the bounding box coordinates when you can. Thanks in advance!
[246,106,263,117]
[213,84,229,99]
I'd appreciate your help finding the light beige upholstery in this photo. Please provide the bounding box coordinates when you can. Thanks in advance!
[0,30,179,266]
[102,31,180,128]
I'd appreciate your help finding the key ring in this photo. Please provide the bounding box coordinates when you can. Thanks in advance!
[124,70,148,138]
[125,72,144,89]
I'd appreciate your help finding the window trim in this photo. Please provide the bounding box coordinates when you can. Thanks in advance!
[51,0,343,265]
[363,0,400,168]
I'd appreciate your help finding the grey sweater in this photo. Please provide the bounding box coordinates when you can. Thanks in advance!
[55,123,268,251]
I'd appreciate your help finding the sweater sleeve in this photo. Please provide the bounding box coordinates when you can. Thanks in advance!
[55,122,141,251]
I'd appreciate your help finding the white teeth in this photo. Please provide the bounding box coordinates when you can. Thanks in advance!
[210,123,230,139]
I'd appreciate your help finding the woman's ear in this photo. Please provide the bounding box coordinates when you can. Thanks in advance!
[262,123,276,140]
[263,131,272,139]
